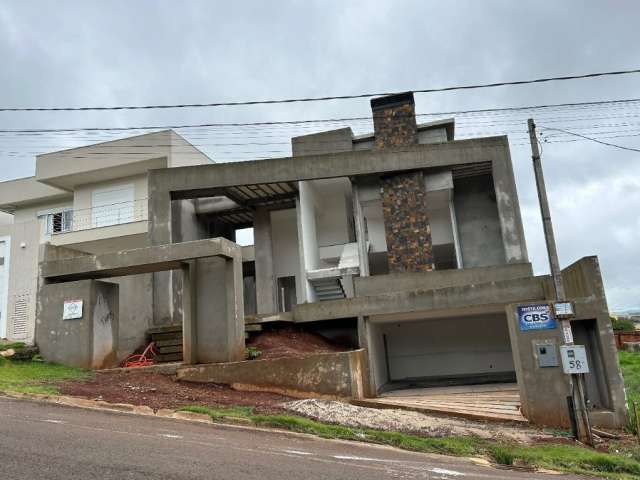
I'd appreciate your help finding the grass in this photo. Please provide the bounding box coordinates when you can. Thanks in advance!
[619,351,640,433]
[0,357,90,394]
[0,341,26,351]
[181,405,640,479]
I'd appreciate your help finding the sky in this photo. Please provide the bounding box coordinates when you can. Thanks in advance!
[0,1,638,311]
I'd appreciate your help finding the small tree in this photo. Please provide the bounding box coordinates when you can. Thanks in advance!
[611,316,636,332]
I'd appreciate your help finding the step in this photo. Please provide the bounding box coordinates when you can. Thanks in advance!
[147,325,183,335]
[156,353,183,363]
[156,345,183,354]
[154,338,183,348]
[151,332,183,342]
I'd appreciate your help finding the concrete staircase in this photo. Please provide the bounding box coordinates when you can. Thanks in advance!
[148,325,183,363]
[310,277,346,301]
[307,242,361,302]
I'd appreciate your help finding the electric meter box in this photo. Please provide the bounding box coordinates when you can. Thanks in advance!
[535,343,559,368]
[560,345,590,374]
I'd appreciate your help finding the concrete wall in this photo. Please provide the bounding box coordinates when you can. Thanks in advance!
[355,262,533,297]
[313,178,352,250]
[36,279,119,369]
[176,349,369,399]
[367,321,388,391]
[508,257,627,429]
[292,127,353,157]
[107,273,153,360]
[377,314,514,381]
[454,175,505,268]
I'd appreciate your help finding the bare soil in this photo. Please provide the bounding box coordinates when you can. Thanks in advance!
[57,372,293,413]
[246,327,348,360]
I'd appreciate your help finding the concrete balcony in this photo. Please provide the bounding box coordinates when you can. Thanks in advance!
[49,199,148,253]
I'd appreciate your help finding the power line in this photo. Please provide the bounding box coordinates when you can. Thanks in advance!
[538,125,640,153]
[2,68,640,112]
[1,97,640,134]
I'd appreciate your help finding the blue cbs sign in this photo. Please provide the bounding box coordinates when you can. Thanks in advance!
[517,304,557,331]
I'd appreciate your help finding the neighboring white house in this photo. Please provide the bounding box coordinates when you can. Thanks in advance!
[0,130,212,350]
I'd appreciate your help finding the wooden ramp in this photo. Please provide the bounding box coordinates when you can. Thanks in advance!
[353,383,527,423]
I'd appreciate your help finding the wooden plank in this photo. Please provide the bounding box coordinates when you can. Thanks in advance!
[154,338,183,348]
[147,325,183,335]
[151,332,183,342]
[352,399,527,423]
[157,345,183,354]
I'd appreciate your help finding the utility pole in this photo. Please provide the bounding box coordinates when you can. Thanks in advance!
[527,118,593,446]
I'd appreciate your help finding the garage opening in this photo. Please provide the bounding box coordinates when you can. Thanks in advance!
[369,312,516,392]
[363,312,524,422]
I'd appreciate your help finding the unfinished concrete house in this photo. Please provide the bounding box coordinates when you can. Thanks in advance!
[23,93,627,430]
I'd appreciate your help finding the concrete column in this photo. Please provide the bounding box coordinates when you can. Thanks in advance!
[357,315,377,397]
[381,171,434,273]
[351,183,370,277]
[194,252,245,364]
[254,207,276,314]
[492,150,529,264]
[181,262,197,365]
[149,190,174,326]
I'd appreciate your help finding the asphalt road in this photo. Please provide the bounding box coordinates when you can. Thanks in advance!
[0,396,583,479]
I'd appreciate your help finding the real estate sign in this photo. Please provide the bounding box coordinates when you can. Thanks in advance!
[63,299,83,320]
[517,303,557,331]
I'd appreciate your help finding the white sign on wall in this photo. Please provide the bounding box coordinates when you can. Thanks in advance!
[63,299,83,320]
[560,345,590,374]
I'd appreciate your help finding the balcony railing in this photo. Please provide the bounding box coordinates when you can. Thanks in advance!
[50,198,148,234]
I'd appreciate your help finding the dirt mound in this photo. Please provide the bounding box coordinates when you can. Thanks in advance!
[58,372,292,413]
[247,328,348,360]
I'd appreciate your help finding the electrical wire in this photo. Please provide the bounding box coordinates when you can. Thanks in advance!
[538,125,640,153]
[1,68,640,112]
[2,97,640,133]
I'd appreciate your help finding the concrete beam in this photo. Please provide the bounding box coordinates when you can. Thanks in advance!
[41,238,241,283]
[355,263,533,297]
[151,137,508,195]
[293,275,547,323]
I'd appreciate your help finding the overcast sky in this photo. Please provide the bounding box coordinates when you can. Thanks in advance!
[0,1,638,311]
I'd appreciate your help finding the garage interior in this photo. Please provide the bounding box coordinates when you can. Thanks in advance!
[360,310,524,421]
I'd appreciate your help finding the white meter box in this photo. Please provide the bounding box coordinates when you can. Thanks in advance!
[560,345,589,374]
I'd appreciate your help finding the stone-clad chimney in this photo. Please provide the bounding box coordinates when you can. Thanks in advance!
[373,92,435,273]
[371,92,418,149]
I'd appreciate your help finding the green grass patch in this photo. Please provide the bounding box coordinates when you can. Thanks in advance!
[180,405,640,478]
[181,404,254,420]
[0,341,26,351]
[0,358,90,395]
[618,351,640,433]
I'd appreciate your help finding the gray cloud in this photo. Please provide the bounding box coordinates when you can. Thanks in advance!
[0,0,638,309]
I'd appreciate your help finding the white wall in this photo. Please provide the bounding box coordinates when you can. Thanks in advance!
[376,314,514,380]
[271,208,301,303]
[0,212,13,225]
[0,236,9,338]
[297,181,319,302]
[0,220,41,343]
